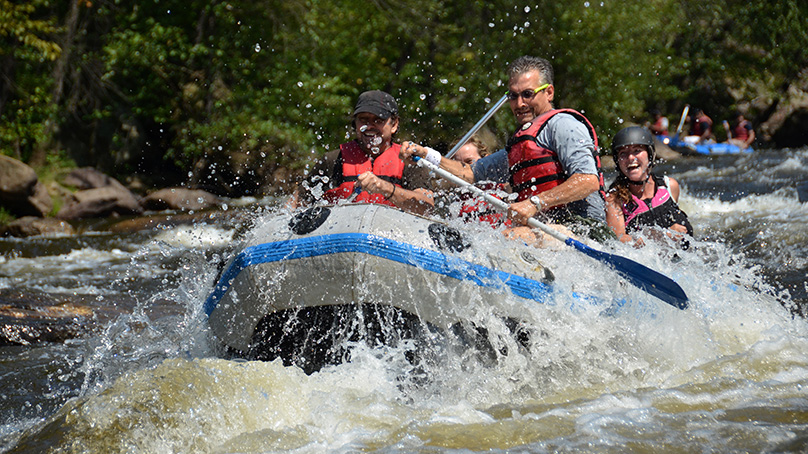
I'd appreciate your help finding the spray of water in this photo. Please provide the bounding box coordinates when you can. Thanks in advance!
[11,196,807,452]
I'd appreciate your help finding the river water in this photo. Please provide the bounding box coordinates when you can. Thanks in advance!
[0,148,806,453]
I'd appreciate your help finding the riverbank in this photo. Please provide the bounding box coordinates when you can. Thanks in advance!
[0,154,243,238]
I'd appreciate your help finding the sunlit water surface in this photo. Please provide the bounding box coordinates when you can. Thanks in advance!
[1,149,807,453]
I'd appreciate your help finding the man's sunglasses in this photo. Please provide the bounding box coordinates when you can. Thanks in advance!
[506,83,550,101]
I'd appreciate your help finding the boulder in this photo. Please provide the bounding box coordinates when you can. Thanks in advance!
[54,168,143,219]
[751,69,808,146]
[57,185,143,220]
[0,289,176,346]
[0,216,75,238]
[141,187,222,211]
[798,182,808,203]
[0,155,52,217]
[107,207,251,233]
[0,290,93,345]
[62,167,118,190]
[0,155,37,197]
[28,181,54,216]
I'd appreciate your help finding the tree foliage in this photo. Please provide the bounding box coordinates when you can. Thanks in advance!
[0,0,61,160]
[0,0,805,195]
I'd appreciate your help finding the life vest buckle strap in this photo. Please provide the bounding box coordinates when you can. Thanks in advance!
[511,174,564,193]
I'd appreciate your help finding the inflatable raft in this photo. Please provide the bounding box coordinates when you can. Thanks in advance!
[663,135,753,155]
[204,203,585,373]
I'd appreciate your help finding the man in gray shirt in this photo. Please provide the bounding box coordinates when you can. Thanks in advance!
[401,56,607,243]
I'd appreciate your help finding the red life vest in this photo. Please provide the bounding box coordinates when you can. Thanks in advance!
[506,108,605,202]
[456,182,509,227]
[691,114,713,136]
[322,141,404,206]
[732,120,751,141]
[652,116,669,136]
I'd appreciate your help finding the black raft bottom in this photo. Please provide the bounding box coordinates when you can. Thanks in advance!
[243,303,441,375]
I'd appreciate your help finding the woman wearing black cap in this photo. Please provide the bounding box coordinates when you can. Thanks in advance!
[605,126,692,246]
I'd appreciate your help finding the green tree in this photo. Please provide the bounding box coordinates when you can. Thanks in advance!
[0,0,61,161]
[2,0,807,195]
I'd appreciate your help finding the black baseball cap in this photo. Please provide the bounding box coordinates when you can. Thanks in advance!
[353,90,398,119]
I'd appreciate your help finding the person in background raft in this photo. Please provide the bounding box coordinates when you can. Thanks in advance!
[451,134,490,166]
[400,55,611,246]
[684,107,714,145]
[726,111,756,150]
[289,90,434,214]
[646,109,669,137]
[605,126,693,247]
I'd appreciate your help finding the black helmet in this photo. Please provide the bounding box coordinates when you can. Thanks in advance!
[611,126,656,165]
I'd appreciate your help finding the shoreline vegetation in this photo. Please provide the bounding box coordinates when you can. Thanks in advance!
[2,0,808,230]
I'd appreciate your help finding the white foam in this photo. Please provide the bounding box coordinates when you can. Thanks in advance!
[151,224,234,249]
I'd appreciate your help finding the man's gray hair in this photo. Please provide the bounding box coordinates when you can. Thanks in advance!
[507,56,554,85]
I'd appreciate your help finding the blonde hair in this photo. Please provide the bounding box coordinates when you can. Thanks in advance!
[449,134,492,158]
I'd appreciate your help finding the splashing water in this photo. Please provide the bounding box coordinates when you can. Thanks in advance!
[2,150,808,452]
[7,208,807,452]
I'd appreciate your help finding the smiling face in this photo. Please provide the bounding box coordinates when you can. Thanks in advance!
[353,112,399,156]
[616,144,651,180]
[453,143,483,166]
[507,70,554,126]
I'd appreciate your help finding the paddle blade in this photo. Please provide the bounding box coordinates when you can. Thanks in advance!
[567,239,689,310]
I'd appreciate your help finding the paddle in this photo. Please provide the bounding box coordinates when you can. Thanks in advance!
[675,104,690,138]
[669,104,697,153]
[444,94,509,159]
[414,157,690,310]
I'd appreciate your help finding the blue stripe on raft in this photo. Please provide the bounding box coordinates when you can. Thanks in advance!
[204,233,553,317]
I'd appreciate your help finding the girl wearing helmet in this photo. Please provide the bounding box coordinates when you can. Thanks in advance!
[605,126,692,246]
